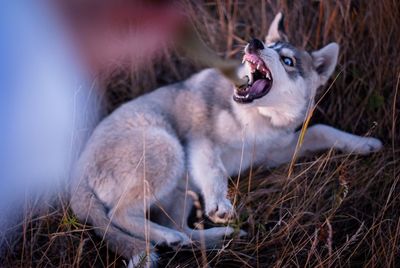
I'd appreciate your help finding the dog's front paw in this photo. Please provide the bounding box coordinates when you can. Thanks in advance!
[205,198,235,224]
[348,137,383,155]
[159,230,192,248]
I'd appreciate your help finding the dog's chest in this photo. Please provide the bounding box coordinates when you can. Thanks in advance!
[214,110,293,175]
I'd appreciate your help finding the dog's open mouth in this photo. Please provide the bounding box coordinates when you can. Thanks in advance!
[233,53,273,103]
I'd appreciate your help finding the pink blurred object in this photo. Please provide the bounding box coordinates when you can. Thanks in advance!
[0,0,188,253]
[53,0,186,72]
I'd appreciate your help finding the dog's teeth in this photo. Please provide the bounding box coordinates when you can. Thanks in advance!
[265,72,271,80]
[242,58,246,64]
[257,63,261,70]
[249,74,254,84]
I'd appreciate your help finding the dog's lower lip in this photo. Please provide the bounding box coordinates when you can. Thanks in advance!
[233,84,271,103]
[234,76,273,103]
[233,94,253,103]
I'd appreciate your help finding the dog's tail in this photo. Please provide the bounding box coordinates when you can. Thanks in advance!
[69,177,153,265]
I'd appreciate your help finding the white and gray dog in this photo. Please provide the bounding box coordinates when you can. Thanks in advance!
[70,13,382,266]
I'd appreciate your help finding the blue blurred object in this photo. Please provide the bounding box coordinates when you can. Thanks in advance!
[0,1,98,252]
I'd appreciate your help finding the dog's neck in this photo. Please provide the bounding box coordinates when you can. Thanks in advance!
[231,97,306,132]
[232,102,291,135]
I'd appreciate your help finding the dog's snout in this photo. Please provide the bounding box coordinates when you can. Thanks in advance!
[248,38,264,52]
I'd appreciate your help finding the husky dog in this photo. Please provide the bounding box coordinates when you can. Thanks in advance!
[70,13,382,266]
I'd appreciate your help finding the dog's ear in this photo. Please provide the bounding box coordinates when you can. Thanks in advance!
[265,12,288,44]
[312,43,339,86]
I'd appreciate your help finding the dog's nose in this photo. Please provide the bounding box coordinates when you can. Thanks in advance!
[248,38,264,52]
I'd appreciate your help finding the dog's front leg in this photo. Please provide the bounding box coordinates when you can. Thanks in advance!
[270,124,382,166]
[188,138,234,223]
[298,124,383,155]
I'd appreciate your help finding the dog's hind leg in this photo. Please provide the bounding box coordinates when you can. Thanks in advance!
[152,183,242,248]
[70,178,158,268]
[103,127,192,248]
[84,127,191,266]
[109,199,192,248]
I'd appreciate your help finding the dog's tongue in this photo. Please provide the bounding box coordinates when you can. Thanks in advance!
[249,79,269,95]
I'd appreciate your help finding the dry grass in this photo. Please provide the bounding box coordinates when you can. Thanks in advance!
[2,0,399,267]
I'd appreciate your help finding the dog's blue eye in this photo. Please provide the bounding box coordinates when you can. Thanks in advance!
[281,56,294,67]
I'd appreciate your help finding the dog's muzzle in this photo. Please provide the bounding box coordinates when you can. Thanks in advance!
[234,53,273,103]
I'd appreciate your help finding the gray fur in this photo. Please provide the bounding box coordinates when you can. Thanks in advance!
[70,13,382,266]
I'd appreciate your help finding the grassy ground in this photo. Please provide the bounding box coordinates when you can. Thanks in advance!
[2,0,399,267]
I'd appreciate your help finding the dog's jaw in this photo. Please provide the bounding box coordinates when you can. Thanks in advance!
[233,53,273,103]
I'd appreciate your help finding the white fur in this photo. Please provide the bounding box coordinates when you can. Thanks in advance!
[70,13,383,265]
